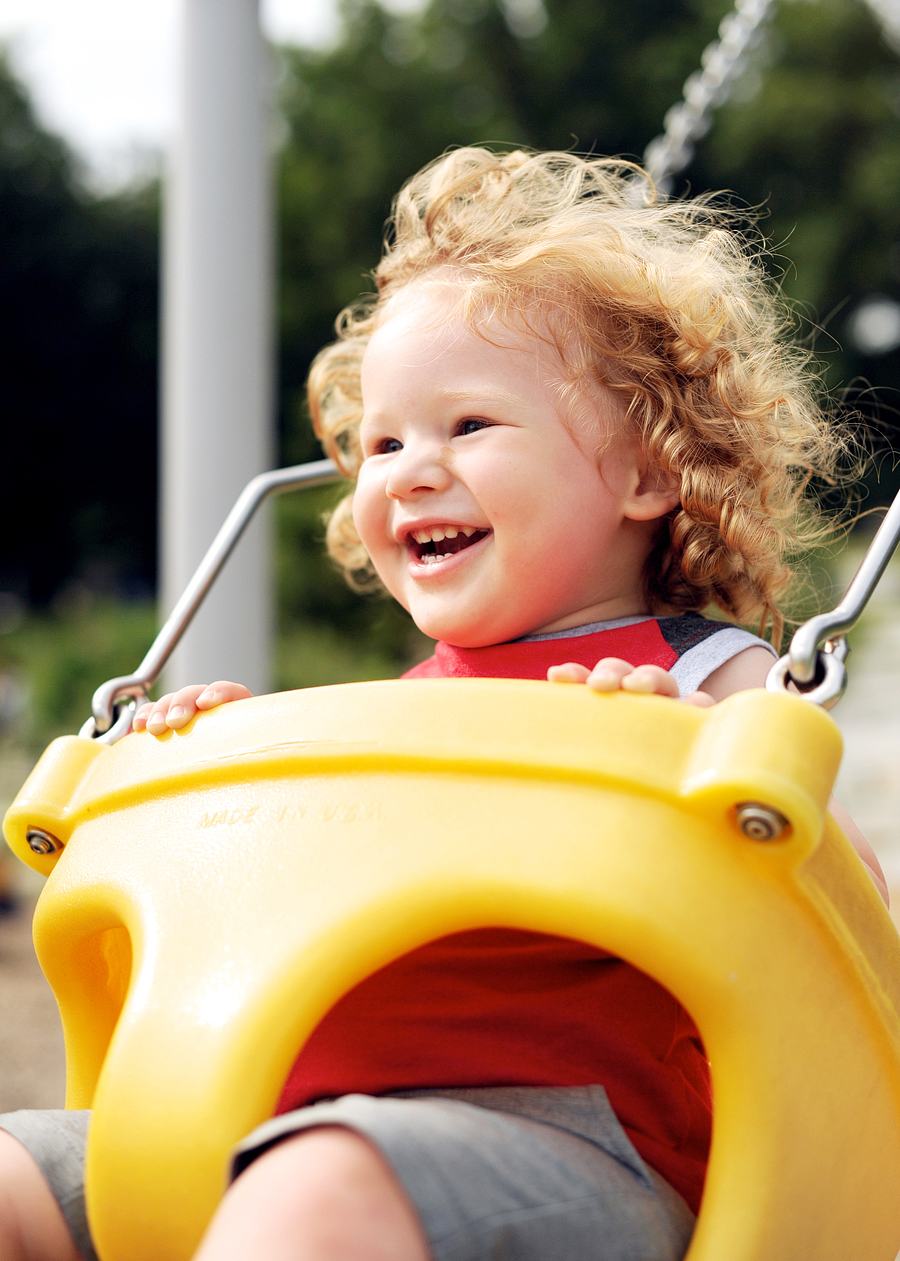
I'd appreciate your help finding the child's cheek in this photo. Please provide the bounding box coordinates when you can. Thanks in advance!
[352,483,409,605]
[351,477,384,553]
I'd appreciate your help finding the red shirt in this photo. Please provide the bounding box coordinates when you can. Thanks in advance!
[278,621,717,1213]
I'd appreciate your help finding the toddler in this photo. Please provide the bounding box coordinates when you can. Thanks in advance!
[0,148,887,1261]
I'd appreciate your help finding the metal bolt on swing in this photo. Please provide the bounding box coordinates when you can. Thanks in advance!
[735,803,789,841]
[26,828,63,856]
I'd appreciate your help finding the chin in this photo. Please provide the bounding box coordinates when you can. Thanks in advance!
[413,614,523,649]
[419,627,487,648]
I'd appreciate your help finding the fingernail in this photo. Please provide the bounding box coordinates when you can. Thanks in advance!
[622,674,654,692]
[168,705,186,721]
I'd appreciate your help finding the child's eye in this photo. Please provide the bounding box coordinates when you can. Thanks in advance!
[374,437,403,454]
[458,418,490,436]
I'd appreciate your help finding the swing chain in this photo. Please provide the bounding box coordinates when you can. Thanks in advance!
[78,0,900,737]
[643,0,776,194]
[767,487,900,708]
[645,0,900,194]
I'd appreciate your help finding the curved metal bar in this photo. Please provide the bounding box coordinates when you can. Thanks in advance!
[80,697,144,746]
[765,487,900,707]
[766,645,848,710]
[786,490,900,687]
[88,459,341,736]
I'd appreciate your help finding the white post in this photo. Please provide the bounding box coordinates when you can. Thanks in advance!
[161,0,274,696]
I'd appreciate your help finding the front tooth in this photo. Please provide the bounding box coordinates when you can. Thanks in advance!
[431,528,446,542]
[444,527,458,539]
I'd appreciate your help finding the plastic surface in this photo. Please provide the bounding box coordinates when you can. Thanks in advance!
[5,678,900,1261]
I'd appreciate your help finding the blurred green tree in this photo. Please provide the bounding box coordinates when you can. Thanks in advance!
[276,0,728,469]
[5,0,900,697]
[698,0,900,410]
[275,0,900,491]
[0,52,160,608]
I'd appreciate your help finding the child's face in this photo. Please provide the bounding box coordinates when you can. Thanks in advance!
[353,284,673,647]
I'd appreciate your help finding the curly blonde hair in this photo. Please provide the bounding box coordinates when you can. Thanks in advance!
[308,147,849,649]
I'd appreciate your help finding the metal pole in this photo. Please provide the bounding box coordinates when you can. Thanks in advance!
[161,0,274,695]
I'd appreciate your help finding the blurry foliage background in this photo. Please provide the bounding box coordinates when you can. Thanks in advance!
[3,0,900,751]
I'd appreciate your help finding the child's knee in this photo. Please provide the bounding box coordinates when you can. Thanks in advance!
[197,1126,430,1261]
[0,1128,82,1261]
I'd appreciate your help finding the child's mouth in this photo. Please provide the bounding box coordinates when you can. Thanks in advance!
[409,526,490,565]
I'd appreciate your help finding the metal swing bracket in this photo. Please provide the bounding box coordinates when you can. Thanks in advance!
[80,459,340,743]
[768,489,900,709]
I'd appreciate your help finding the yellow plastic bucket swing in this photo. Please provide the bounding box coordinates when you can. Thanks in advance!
[5,460,900,1261]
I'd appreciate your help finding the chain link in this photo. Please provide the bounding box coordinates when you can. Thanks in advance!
[643,0,776,194]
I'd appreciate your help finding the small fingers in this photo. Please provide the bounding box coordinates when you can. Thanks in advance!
[619,665,680,698]
[550,657,709,704]
[195,681,254,709]
[140,685,211,736]
[131,700,157,733]
[585,658,637,692]
[680,689,715,709]
[134,681,254,737]
[547,662,591,684]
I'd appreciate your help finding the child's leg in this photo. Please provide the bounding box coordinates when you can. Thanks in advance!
[214,1087,695,1261]
[194,1126,430,1261]
[0,1128,85,1261]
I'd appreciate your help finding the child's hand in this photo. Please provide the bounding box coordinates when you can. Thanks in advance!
[132,681,253,736]
[547,657,715,708]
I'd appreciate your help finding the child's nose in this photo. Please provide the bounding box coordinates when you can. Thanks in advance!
[385,439,454,500]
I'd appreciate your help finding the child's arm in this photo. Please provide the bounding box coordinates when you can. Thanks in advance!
[132,682,252,735]
[548,650,890,906]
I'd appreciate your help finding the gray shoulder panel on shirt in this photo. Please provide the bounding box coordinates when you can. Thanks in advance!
[669,627,776,697]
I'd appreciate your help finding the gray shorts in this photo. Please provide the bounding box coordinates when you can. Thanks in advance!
[0,1086,695,1261]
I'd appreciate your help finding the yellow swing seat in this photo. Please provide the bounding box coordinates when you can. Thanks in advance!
[5,678,900,1261]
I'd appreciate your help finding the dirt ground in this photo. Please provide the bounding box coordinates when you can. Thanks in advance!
[0,874,66,1112]
[1,743,67,1112]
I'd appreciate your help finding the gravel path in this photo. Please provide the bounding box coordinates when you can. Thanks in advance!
[0,877,66,1112]
[1,749,66,1112]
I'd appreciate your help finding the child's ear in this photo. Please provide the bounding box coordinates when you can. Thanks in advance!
[623,453,681,522]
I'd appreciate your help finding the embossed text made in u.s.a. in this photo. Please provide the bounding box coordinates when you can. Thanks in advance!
[197,801,383,829]
[320,802,383,823]
[197,805,263,829]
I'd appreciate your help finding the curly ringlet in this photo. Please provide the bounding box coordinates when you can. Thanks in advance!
[308,146,851,649]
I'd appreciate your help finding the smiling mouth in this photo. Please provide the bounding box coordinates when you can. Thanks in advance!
[409,526,490,564]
